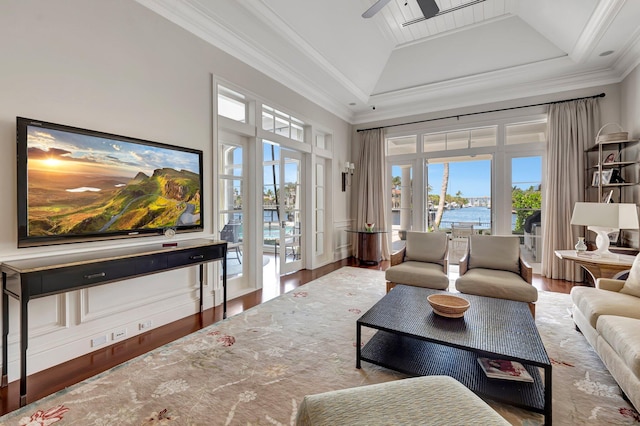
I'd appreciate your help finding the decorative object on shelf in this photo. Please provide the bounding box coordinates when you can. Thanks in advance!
[596,123,628,144]
[603,151,620,163]
[591,170,613,186]
[164,227,176,239]
[163,227,178,247]
[364,222,375,231]
[610,169,625,183]
[601,190,613,203]
[427,294,470,318]
[341,161,355,192]
[575,237,587,253]
[570,202,639,257]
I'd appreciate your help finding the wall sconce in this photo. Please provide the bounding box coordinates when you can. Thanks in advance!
[341,161,355,192]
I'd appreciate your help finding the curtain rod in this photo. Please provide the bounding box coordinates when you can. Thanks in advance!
[356,92,606,133]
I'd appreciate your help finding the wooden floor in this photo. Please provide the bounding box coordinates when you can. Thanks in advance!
[0,257,574,416]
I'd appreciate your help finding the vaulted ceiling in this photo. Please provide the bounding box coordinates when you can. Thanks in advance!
[137,0,640,124]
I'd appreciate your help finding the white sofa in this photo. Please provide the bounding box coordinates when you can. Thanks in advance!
[570,254,640,411]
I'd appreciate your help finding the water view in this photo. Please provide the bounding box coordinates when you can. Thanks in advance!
[392,206,517,231]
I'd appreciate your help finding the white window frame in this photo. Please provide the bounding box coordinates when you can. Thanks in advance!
[385,112,547,239]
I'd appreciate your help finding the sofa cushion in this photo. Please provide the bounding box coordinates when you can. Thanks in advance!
[455,268,538,303]
[597,315,640,378]
[468,235,520,274]
[385,261,449,290]
[621,254,640,298]
[571,286,640,329]
[404,231,447,264]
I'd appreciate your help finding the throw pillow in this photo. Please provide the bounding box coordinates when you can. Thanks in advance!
[621,254,640,298]
[468,235,520,274]
[405,231,447,264]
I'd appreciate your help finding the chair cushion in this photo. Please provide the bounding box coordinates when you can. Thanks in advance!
[404,231,447,264]
[295,375,510,426]
[468,235,520,274]
[571,286,640,329]
[597,315,640,378]
[385,261,449,290]
[455,268,538,303]
[621,254,640,298]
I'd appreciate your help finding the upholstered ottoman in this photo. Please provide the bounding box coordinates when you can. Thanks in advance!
[295,375,510,425]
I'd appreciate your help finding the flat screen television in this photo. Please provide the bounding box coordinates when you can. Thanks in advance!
[17,117,204,248]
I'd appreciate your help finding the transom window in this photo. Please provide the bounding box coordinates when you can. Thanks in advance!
[262,105,305,142]
[505,121,547,145]
[423,126,497,152]
[218,85,248,123]
[387,135,417,155]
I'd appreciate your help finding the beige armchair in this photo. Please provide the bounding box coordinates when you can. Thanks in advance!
[455,235,537,316]
[385,231,449,292]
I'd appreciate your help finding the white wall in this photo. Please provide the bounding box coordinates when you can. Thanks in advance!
[0,0,352,379]
[620,62,640,246]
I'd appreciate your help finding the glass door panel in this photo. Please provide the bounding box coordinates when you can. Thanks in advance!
[218,143,244,279]
[426,156,492,264]
[279,149,303,274]
[390,164,413,249]
[511,156,542,268]
[263,142,280,273]
[262,143,304,275]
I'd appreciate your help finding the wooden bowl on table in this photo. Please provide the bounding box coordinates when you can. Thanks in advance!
[427,294,470,318]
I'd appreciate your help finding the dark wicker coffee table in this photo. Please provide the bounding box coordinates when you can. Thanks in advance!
[356,285,552,424]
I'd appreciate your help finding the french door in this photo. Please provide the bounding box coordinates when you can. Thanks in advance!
[262,142,304,275]
[278,149,303,274]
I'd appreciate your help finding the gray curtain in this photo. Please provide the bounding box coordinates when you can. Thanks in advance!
[356,129,391,260]
[542,98,600,280]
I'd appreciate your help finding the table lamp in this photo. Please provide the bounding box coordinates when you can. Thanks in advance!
[570,202,639,257]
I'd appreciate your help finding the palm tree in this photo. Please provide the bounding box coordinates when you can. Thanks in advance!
[391,175,402,189]
[434,163,449,229]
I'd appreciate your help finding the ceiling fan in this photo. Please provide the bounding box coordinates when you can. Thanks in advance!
[362,0,440,19]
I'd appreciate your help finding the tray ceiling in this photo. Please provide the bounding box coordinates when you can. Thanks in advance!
[137,0,640,124]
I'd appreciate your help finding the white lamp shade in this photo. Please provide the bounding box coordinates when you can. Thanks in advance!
[570,202,639,229]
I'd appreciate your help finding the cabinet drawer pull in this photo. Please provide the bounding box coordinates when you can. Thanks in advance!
[84,272,106,280]
[190,254,204,260]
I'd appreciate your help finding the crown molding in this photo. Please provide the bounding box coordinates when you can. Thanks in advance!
[571,0,626,63]
[137,0,635,126]
[611,24,640,80]
[240,0,371,104]
[354,63,622,124]
[136,0,355,123]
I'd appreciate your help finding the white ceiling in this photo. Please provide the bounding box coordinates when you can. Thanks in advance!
[137,0,640,124]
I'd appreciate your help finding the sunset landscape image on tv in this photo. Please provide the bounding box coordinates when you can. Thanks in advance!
[25,125,202,237]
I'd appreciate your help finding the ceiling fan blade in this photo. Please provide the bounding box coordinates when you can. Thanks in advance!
[416,0,440,19]
[362,0,392,18]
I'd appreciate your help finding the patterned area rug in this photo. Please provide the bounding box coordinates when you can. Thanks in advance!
[1,267,639,425]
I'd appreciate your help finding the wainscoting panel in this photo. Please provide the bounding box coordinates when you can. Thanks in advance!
[1,267,212,381]
[79,268,198,323]
[333,219,354,261]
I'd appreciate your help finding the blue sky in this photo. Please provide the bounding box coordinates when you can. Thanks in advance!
[393,156,541,198]
[28,126,201,177]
